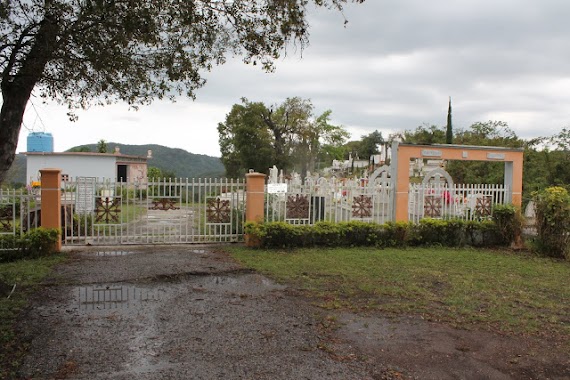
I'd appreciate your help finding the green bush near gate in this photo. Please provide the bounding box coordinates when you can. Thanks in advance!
[244,218,508,249]
[532,186,570,260]
[0,228,60,263]
[491,204,523,246]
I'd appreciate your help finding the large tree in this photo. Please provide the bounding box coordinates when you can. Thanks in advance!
[0,0,364,183]
[218,99,275,178]
[358,129,384,158]
[293,107,350,177]
[217,97,348,178]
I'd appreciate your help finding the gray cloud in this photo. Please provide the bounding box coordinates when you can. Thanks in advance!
[19,0,570,156]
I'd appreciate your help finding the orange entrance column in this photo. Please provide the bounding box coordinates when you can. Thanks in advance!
[393,143,524,222]
[245,172,266,247]
[40,168,62,251]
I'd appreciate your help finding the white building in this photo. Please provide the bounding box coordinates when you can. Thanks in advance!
[25,150,149,184]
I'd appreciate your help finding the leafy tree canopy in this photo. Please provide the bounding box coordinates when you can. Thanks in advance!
[341,130,385,171]
[402,123,447,145]
[0,0,364,183]
[218,97,349,178]
[401,120,524,148]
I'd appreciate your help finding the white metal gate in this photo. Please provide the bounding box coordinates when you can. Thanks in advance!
[0,188,40,236]
[62,178,245,245]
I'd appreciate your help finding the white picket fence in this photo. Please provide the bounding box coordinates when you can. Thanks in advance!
[265,177,394,225]
[408,183,509,223]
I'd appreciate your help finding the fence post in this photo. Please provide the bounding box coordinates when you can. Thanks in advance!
[245,172,266,247]
[40,168,62,251]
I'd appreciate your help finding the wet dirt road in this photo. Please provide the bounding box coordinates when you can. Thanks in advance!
[17,246,374,379]
[16,245,570,380]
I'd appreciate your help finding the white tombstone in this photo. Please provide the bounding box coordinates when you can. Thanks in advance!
[524,201,536,218]
[269,165,278,184]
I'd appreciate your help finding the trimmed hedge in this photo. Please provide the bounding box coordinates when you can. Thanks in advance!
[0,228,60,263]
[245,218,505,249]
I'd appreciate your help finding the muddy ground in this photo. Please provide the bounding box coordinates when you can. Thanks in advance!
[13,245,570,379]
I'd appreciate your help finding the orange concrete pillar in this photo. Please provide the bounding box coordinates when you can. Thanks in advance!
[505,158,524,208]
[40,168,62,251]
[394,146,412,222]
[245,172,266,247]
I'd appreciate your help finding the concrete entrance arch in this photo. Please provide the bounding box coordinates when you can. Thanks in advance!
[391,142,523,222]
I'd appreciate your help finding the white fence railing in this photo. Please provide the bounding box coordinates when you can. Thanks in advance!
[265,179,394,225]
[1,175,512,247]
[408,183,509,223]
[0,188,41,237]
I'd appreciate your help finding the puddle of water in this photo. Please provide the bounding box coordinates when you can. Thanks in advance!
[95,251,133,257]
[76,285,164,311]
[197,274,286,293]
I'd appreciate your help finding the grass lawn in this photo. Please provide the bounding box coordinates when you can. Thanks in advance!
[229,246,570,343]
[0,254,68,379]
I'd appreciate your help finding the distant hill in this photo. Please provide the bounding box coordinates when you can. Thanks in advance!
[3,144,225,185]
[68,143,226,178]
[5,154,26,185]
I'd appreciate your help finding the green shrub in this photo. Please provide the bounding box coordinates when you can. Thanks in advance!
[463,220,500,247]
[414,218,465,247]
[253,222,297,249]
[492,204,522,246]
[338,221,382,247]
[0,228,60,263]
[19,228,60,258]
[383,221,413,248]
[244,218,511,250]
[532,186,570,259]
[0,235,19,262]
[312,222,342,247]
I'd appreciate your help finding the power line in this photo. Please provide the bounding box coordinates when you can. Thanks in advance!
[28,99,47,132]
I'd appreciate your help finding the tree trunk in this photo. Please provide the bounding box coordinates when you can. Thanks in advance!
[261,111,290,173]
[0,16,59,184]
[0,91,30,184]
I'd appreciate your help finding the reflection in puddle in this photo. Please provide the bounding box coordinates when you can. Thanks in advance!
[198,275,286,292]
[77,285,163,310]
[95,251,133,257]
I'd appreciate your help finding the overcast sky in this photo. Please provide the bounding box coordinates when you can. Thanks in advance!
[16,0,570,157]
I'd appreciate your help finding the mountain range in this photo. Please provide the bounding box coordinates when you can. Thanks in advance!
[5,143,225,185]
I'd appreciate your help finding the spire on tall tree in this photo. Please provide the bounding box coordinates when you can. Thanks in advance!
[446,97,453,144]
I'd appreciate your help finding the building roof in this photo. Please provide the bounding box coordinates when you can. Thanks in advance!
[23,151,149,161]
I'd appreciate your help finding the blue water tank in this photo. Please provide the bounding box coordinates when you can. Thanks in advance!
[27,132,54,152]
